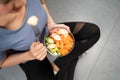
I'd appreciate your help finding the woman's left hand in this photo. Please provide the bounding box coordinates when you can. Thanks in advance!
[49,24,71,32]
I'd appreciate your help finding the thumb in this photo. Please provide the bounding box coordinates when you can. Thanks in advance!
[30,42,37,49]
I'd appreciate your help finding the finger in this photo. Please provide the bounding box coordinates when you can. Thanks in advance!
[49,28,58,34]
[39,52,47,61]
[30,44,42,57]
[39,51,47,61]
[36,41,41,45]
[30,42,37,49]
[64,26,70,32]
[31,44,45,57]
[36,48,47,60]
[61,25,71,32]
[58,24,70,31]
[35,46,46,57]
[34,43,43,50]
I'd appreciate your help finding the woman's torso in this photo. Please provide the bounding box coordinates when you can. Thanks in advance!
[0,0,48,51]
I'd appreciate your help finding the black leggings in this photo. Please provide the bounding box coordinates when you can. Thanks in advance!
[19,58,55,80]
[19,22,100,80]
[54,22,100,80]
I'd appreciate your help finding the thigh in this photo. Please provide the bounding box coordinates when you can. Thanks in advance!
[20,58,55,80]
[54,22,100,68]
[62,22,100,40]
[60,22,76,32]
[61,22,85,34]
[73,22,100,41]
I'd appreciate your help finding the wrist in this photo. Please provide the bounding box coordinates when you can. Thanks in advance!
[24,51,35,61]
[48,24,58,31]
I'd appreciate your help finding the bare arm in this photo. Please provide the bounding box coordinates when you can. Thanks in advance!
[40,0,70,32]
[0,42,47,68]
[40,0,56,30]
[0,51,32,68]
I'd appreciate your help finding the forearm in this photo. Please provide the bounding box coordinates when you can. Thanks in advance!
[40,0,56,30]
[1,41,48,68]
[1,51,33,68]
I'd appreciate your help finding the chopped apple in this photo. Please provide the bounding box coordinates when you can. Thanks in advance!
[45,37,54,44]
[47,44,56,49]
[51,33,61,41]
[58,29,68,35]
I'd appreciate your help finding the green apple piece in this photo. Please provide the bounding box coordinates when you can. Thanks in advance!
[52,52,59,56]
[45,42,49,46]
[56,51,61,55]
[45,37,54,44]
[51,33,61,41]
[47,44,56,49]
[50,48,59,54]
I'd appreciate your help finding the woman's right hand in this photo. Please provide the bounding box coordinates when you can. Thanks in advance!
[29,41,47,61]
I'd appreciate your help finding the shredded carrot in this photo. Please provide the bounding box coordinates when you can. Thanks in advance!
[59,49,69,55]
[64,44,72,51]
[48,28,74,56]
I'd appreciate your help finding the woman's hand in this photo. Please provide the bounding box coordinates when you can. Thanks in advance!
[49,24,71,32]
[29,41,47,61]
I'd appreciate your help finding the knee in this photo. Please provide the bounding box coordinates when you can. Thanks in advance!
[88,23,100,36]
[91,23,101,40]
[94,24,100,35]
[84,23,101,41]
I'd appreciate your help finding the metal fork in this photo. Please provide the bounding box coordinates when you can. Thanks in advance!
[27,16,41,41]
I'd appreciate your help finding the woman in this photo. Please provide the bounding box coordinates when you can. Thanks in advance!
[0,0,100,80]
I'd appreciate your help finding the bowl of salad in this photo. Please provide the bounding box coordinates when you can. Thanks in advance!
[44,27,75,57]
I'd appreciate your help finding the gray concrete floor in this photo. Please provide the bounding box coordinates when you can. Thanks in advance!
[0,0,120,80]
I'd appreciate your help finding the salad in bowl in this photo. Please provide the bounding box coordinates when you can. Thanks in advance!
[45,27,75,57]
